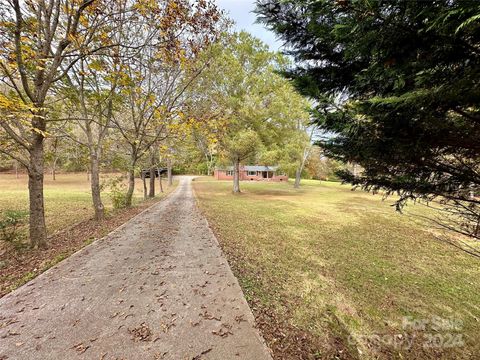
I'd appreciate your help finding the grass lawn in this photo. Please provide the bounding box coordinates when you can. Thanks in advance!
[0,172,160,236]
[193,178,480,360]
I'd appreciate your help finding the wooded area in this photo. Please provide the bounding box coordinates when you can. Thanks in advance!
[0,0,322,248]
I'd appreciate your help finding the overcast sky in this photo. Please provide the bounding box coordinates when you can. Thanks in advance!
[214,0,283,51]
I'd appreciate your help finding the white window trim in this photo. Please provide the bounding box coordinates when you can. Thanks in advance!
[247,170,257,176]
[226,170,234,176]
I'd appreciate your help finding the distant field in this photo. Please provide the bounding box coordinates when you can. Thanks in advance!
[193,178,480,360]
[0,172,153,236]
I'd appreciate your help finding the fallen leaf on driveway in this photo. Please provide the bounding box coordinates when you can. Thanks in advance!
[72,342,89,354]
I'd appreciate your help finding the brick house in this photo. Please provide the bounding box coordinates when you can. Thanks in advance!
[214,165,288,182]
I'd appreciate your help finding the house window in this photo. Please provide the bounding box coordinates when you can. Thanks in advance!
[226,170,234,176]
[247,170,257,176]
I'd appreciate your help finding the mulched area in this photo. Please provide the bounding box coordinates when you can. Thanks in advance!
[0,197,163,298]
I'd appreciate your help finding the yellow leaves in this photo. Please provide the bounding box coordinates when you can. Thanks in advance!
[166,122,180,132]
[20,42,36,61]
[0,93,36,129]
[166,115,191,137]
[62,4,71,16]
[0,93,32,115]
[117,72,134,87]
[88,60,104,72]
[133,0,159,16]
[99,31,110,42]
[152,105,167,119]
[159,144,168,152]
[67,33,77,43]
[0,92,47,116]
[0,21,15,29]
[147,94,156,106]
[79,14,89,27]
[0,94,17,111]
[67,33,85,49]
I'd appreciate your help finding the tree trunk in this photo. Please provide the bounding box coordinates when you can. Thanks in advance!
[90,154,105,220]
[142,173,147,200]
[14,160,19,179]
[158,168,164,193]
[205,154,213,176]
[294,168,302,189]
[149,168,155,198]
[149,150,156,197]
[167,159,173,186]
[125,168,135,207]
[233,157,241,193]
[28,133,47,249]
[125,151,137,207]
[294,145,311,189]
[51,137,59,181]
[52,158,57,181]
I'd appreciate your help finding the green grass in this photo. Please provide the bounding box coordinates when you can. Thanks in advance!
[193,178,480,359]
[0,172,159,236]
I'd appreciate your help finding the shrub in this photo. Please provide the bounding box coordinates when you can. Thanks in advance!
[105,176,128,209]
[0,210,29,251]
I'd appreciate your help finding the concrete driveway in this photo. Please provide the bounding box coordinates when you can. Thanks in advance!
[0,176,272,360]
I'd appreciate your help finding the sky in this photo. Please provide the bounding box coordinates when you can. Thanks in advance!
[214,0,283,51]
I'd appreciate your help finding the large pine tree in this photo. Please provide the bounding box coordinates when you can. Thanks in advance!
[256,0,480,242]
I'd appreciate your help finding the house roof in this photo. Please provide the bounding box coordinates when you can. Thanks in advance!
[244,165,279,171]
[216,165,279,171]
